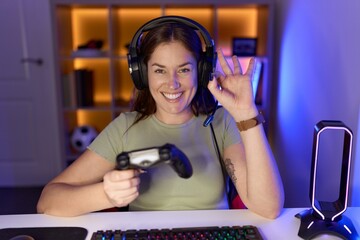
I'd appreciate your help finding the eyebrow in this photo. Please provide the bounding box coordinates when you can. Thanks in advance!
[151,62,193,68]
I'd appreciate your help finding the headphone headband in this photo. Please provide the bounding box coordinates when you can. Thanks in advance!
[129,16,214,52]
[127,15,217,90]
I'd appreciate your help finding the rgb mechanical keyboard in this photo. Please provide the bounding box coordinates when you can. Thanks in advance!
[91,225,263,240]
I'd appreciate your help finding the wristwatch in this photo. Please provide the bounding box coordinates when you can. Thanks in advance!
[236,112,265,132]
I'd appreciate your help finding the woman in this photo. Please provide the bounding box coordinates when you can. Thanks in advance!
[37,17,284,218]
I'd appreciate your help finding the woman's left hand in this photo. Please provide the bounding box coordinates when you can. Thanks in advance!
[207,49,258,122]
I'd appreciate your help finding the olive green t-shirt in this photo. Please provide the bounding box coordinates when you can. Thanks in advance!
[88,107,241,211]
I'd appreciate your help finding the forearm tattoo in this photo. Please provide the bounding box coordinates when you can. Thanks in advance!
[224,158,237,184]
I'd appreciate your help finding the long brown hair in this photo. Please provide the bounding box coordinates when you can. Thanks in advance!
[130,22,216,125]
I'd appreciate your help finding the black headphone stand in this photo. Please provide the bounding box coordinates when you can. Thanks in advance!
[295,120,359,240]
[296,208,359,239]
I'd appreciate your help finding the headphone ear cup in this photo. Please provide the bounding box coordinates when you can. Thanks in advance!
[197,57,206,88]
[128,53,141,90]
[198,53,215,88]
[138,56,148,89]
[128,53,148,90]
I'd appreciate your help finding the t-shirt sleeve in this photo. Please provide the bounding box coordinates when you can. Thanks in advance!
[87,113,130,162]
[220,108,242,149]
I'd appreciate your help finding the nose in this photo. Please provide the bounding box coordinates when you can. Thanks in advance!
[167,73,180,89]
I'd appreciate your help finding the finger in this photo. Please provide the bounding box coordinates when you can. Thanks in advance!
[244,57,256,78]
[117,191,139,207]
[120,175,141,189]
[232,55,243,75]
[214,70,224,79]
[108,169,137,182]
[214,71,226,86]
[208,75,232,105]
[109,187,139,207]
[217,49,232,76]
[104,169,138,182]
[208,75,222,97]
[116,176,140,189]
[103,176,140,198]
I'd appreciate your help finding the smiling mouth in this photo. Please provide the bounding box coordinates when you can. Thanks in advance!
[162,92,183,100]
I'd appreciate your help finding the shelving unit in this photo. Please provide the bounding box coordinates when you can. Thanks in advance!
[50,1,274,166]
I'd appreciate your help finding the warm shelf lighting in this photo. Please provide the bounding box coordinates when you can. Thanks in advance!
[165,7,213,33]
[76,110,111,130]
[217,8,258,56]
[115,8,162,56]
[72,8,108,50]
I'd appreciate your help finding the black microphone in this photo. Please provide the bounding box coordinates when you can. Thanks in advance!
[203,101,220,127]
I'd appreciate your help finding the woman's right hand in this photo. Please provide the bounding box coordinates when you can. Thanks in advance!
[103,169,141,207]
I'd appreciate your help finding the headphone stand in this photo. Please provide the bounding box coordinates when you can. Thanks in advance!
[295,120,359,240]
[295,208,359,239]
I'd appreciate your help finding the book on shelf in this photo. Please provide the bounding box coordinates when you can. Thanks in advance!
[74,69,94,107]
[61,72,77,108]
[61,69,94,108]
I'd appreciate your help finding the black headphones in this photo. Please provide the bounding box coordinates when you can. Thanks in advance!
[127,16,217,90]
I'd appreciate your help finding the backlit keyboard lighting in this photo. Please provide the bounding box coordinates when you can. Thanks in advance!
[91,225,263,239]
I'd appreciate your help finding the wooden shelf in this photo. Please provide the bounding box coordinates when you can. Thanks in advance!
[51,1,274,164]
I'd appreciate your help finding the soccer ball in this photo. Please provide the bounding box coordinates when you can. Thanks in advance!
[70,125,98,153]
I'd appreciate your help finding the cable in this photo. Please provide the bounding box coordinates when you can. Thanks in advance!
[209,121,232,208]
[201,89,232,207]
[203,100,219,127]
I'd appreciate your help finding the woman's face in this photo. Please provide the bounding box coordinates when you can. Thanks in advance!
[147,41,198,124]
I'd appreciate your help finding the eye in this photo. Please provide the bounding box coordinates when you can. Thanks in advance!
[154,68,166,74]
[178,67,191,74]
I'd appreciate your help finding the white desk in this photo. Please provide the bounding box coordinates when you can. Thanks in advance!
[0,208,359,240]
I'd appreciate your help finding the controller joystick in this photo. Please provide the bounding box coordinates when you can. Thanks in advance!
[116,143,193,178]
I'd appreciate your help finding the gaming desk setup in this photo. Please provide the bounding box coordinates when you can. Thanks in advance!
[0,121,359,240]
[1,16,359,239]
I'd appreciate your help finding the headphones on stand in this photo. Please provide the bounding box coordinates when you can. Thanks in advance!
[127,15,217,90]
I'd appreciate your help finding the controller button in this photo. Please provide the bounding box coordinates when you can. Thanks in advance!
[139,160,153,167]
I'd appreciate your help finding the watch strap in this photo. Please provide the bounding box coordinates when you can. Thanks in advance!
[236,112,265,132]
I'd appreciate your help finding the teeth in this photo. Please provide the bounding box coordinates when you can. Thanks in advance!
[163,92,182,100]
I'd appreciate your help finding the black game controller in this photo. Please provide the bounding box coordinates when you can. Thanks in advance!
[116,143,193,178]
